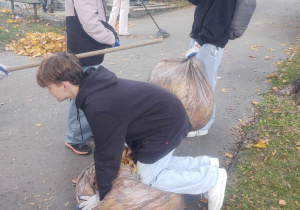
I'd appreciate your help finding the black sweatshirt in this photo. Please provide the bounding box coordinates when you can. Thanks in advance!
[188,0,237,48]
[75,66,192,200]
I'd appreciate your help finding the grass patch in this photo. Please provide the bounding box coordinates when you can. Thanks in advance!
[0,7,65,49]
[224,43,300,209]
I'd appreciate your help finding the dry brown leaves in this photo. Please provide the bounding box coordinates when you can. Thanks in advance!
[5,32,66,57]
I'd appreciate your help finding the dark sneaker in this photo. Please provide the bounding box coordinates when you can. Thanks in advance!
[65,142,91,155]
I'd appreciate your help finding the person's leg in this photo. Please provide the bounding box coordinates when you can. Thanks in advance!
[187,41,224,137]
[118,0,130,35]
[166,155,219,170]
[197,44,224,129]
[137,150,218,194]
[108,0,121,30]
[65,65,98,154]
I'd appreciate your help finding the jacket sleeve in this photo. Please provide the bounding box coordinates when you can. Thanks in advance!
[196,0,235,46]
[74,0,115,46]
[86,112,128,201]
[188,0,198,5]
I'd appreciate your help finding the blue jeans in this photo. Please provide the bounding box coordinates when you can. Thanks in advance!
[189,39,224,130]
[137,149,218,194]
[66,65,98,145]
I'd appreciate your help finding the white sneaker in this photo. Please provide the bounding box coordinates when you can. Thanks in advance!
[210,158,219,168]
[119,32,130,36]
[208,168,227,210]
[187,129,208,137]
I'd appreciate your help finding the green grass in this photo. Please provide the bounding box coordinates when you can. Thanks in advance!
[224,43,300,209]
[0,7,65,49]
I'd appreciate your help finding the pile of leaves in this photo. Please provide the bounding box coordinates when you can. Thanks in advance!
[5,32,66,57]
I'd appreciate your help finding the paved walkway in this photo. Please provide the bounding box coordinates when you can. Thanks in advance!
[0,0,299,209]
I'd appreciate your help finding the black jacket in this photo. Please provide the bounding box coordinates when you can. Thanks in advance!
[75,66,192,200]
[188,0,237,48]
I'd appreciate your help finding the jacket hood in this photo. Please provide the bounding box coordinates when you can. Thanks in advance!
[75,66,118,109]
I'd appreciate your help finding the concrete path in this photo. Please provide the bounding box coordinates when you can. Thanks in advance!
[0,0,299,209]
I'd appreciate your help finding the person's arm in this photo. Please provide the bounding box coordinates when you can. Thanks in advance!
[74,0,115,46]
[196,0,235,45]
[188,0,198,6]
[86,112,127,200]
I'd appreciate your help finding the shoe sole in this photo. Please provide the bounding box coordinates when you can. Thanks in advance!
[209,169,227,210]
[187,130,208,137]
[65,142,89,155]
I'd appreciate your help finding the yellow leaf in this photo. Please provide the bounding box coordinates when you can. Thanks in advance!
[251,101,258,106]
[225,152,233,158]
[35,123,42,127]
[65,202,69,206]
[253,141,266,148]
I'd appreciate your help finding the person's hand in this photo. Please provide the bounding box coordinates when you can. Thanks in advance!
[0,64,11,80]
[113,39,120,47]
[78,194,100,210]
[185,41,201,60]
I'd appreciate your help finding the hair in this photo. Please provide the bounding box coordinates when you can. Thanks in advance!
[36,52,83,87]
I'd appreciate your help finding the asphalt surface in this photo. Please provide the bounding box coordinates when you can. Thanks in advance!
[0,0,299,209]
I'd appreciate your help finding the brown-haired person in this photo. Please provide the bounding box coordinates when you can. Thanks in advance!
[65,0,119,155]
[37,52,227,210]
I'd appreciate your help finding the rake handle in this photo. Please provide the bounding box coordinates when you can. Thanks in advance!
[7,38,163,72]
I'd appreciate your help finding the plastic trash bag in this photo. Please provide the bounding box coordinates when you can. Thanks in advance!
[74,163,185,210]
[148,57,214,131]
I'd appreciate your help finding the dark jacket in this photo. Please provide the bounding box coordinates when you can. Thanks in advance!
[188,0,237,48]
[75,66,192,200]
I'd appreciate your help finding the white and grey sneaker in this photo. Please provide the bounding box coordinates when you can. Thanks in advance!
[208,168,227,210]
[187,129,208,137]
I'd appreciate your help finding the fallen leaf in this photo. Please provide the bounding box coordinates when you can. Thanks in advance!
[221,88,227,93]
[244,144,253,148]
[217,76,222,80]
[251,101,258,106]
[279,199,286,206]
[34,195,40,198]
[35,124,42,127]
[225,152,233,158]
[65,201,69,206]
[253,141,266,148]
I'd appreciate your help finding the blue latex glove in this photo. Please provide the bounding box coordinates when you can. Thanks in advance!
[0,64,11,80]
[114,39,120,47]
[185,41,201,61]
[185,52,197,61]
[78,194,100,210]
